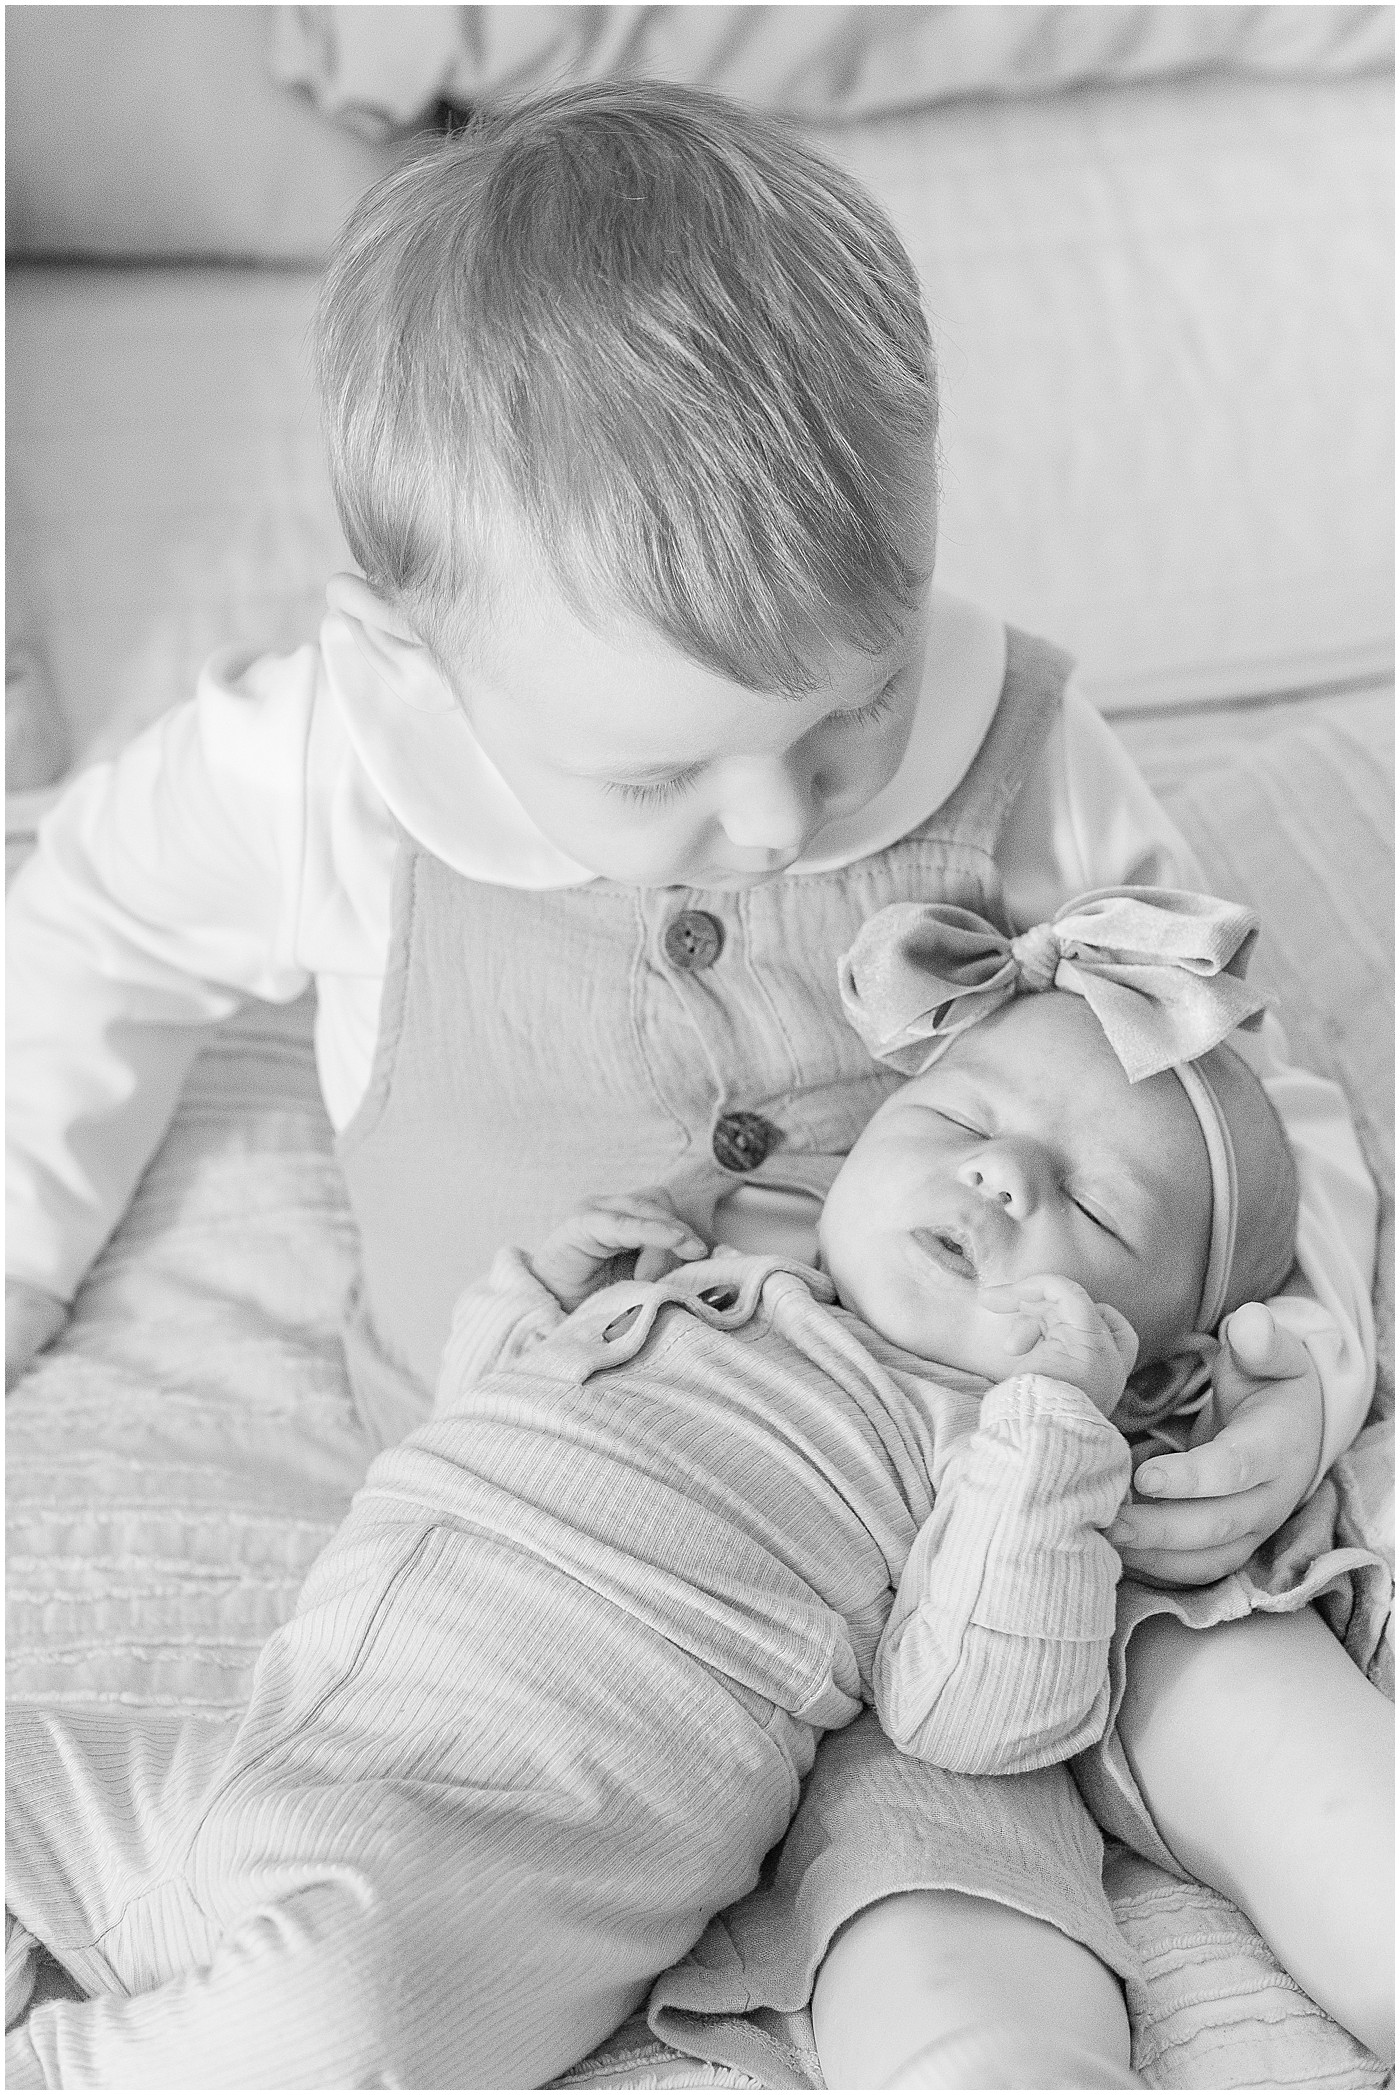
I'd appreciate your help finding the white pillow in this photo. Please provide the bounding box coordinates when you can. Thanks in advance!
[271,3,1395,137]
[5,4,391,261]
[818,73,1394,711]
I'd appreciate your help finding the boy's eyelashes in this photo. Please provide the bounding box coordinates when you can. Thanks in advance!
[604,766,704,810]
[840,684,899,729]
[600,683,903,810]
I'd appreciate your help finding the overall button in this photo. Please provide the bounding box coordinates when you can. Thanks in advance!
[663,910,724,972]
[712,1111,780,1173]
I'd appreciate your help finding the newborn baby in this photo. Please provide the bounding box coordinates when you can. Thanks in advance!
[6,892,1306,2091]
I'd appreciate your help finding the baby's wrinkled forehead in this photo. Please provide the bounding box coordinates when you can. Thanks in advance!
[913,989,1124,1098]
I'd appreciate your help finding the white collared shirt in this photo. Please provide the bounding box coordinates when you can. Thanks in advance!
[6,589,1376,1481]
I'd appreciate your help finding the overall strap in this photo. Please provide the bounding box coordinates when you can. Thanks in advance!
[916,626,1074,854]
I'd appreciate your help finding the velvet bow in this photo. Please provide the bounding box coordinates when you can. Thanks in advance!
[839,886,1269,1083]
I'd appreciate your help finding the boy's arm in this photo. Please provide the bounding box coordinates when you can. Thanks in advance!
[6,650,321,1341]
[999,686,1377,1504]
[873,1375,1131,1774]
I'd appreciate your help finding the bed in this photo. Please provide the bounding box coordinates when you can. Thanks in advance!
[6,7,1394,2087]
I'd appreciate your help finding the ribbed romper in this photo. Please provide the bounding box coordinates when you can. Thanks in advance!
[327,630,1140,2084]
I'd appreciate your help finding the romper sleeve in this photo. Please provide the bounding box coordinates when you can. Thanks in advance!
[996,686,1377,1488]
[873,1375,1131,1775]
[6,648,320,1305]
[4,1879,424,2091]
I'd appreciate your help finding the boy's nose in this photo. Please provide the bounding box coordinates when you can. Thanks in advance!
[957,1146,1039,1220]
[717,760,814,856]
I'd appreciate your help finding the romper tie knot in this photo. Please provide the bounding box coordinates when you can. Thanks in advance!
[1008,922,1062,993]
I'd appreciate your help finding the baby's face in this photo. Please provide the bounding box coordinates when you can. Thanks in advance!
[819,992,1212,1378]
[449,542,930,888]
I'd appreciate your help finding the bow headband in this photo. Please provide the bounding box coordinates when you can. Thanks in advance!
[839,886,1271,1336]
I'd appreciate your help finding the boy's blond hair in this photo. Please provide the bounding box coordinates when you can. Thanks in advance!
[315,80,938,692]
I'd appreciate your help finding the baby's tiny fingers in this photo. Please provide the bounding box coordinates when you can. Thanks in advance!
[999,1314,1044,1357]
[979,1276,1061,1309]
[1095,1303,1139,1376]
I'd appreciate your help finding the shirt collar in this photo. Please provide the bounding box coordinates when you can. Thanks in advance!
[322,585,1006,889]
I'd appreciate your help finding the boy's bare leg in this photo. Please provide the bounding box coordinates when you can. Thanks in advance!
[812,1889,1138,2089]
[1118,1605,1394,2063]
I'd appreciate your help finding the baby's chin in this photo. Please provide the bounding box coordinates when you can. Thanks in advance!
[826,1251,1003,1378]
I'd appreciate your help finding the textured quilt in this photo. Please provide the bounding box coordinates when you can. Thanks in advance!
[6,692,1393,2088]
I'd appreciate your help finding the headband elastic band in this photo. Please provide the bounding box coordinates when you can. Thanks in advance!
[1174,1055,1240,1335]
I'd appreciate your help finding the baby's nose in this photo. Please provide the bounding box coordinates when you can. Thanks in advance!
[958,1149,1035,1218]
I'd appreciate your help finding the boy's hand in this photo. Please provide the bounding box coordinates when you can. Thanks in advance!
[979,1274,1138,1418]
[1108,1302,1324,1587]
[529,1192,708,1312]
[6,1279,68,1392]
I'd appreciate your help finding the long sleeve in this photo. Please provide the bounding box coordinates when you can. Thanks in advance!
[873,1375,1131,1775]
[5,649,324,1302]
[998,686,1377,1486]
[436,1245,571,1404]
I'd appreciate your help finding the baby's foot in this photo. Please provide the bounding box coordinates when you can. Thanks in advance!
[978,1274,1137,1416]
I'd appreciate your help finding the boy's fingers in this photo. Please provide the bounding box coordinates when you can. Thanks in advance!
[633,1246,681,1282]
[627,1219,706,1254]
[1112,1532,1267,1587]
[1133,1430,1274,1500]
[587,1192,683,1226]
[1220,1303,1311,1383]
[579,1217,705,1263]
[1108,1480,1274,1556]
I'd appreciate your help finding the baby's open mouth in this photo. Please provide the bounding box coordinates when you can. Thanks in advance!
[910,1225,979,1281]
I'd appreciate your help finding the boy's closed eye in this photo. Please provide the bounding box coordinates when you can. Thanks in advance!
[599,681,902,810]
[605,769,704,809]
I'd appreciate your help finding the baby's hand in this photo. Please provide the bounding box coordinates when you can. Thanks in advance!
[979,1274,1138,1417]
[529,1192,708,1312]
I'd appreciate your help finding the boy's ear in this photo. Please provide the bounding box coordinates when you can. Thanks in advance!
[325,572,425,646]
[324,572,459,716]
